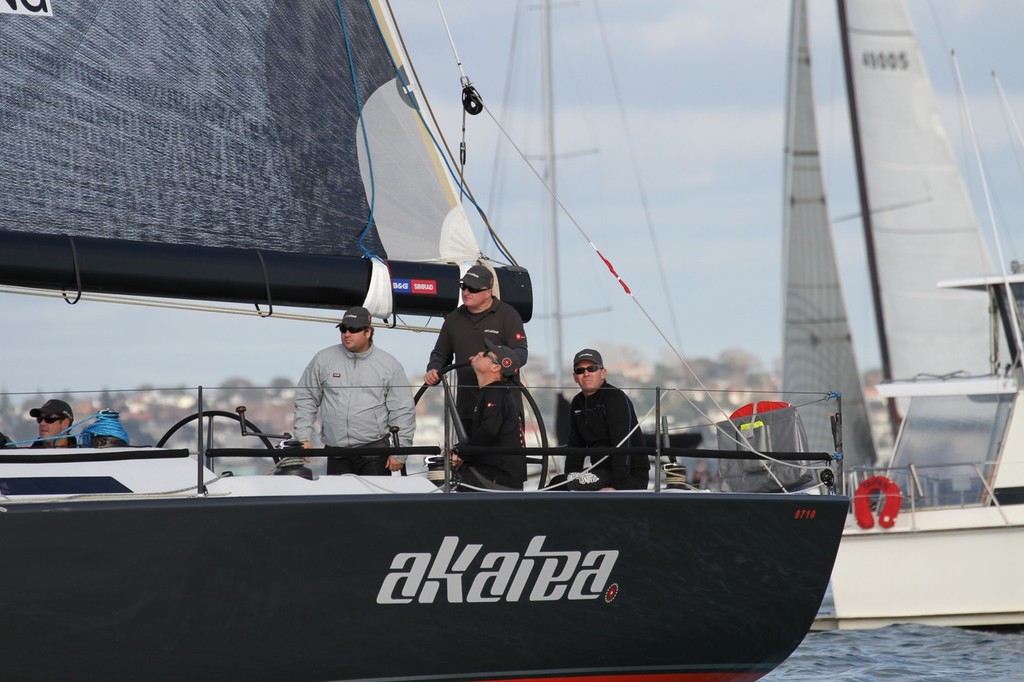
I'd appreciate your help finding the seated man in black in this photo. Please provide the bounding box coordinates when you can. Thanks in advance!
[554,348,649,491]
[450,339,526,491]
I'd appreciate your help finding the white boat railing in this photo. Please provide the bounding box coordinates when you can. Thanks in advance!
[845,459,1022,518]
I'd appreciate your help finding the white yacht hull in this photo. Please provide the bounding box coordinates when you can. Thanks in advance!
[818,504,1024,629]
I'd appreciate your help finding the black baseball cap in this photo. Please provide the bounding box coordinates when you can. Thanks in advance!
[336,306,372,329]
[29,398,74,421]
[461,264,494,290]
[485,338,520,378]
[572,348,603,367]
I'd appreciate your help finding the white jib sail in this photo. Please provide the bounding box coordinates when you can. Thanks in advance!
[843,0,993,380]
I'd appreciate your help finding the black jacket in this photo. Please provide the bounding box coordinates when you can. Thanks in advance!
[461,382,526,488]
[566,382,649,490]
[426,298,527,421]
[31,436,77,448]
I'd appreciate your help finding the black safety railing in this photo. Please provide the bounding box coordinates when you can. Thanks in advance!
[1,381,846,498]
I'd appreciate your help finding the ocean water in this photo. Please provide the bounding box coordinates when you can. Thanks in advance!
[766,624,1024,680]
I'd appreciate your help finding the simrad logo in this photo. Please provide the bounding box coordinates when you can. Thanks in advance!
[1,0,52,16]
[376,535,619,604]
[391,279,437,295]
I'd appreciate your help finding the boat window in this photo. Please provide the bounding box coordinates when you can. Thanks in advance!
[889,393,1012,507]
[0,476,132,496]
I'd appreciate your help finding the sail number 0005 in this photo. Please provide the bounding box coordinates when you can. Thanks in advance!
[862,51,909,70]
[793,509,817,520]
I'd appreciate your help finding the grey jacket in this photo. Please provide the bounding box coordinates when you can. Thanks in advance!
[294,344,416,460]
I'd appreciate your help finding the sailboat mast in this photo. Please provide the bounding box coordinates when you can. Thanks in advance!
[542,0,564,378]
[836,0,900,432]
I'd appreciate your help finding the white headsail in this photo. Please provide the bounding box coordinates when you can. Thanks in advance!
[840,0,993,381]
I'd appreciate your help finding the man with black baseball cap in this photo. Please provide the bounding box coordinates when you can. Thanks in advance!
[294,306,416,475]
[449,339,526,490]
[424,263,528,438]
[551,348,649,491]
[28,398,77,448]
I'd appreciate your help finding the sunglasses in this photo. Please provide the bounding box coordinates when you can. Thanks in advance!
[460,284,489,294]
[36,415,66,424]
[340,326,368,334]
[574,365,603,375]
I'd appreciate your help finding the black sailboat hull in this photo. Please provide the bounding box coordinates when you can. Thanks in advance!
[0,492,845,681]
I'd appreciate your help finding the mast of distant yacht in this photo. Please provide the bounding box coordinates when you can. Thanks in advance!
[542,0,564,379]
[836,0,900,436]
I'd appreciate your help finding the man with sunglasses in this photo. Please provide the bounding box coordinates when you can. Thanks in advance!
[556,349,649,491]
[29,398,77,448]
[423,264,528,438]
[294,306,416,476]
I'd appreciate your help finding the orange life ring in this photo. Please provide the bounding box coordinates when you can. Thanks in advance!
[853,476,902,529]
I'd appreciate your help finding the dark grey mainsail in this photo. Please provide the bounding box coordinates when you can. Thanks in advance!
[0,1,532,319]
[781,0,876,466]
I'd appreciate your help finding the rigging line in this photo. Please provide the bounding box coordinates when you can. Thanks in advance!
[252,250,273,318]
[435,0,485,193]
[592,0,682,348]
[480,101,742,427]
[922,0,973,195]
[334,0,380,261]
[486,0,525,221]
[433,0,469,82]
[993,76,1024,339]
[380,0,517,266]
[993,72,1024,194]
[951,51,1024,361]
[61,235,83,305]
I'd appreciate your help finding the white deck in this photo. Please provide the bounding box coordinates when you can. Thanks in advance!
[0,448,439,503]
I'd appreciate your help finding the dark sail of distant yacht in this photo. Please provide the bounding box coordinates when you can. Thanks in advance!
[781,0,877,466]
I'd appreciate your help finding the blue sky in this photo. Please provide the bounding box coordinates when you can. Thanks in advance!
[2,0,1022,395]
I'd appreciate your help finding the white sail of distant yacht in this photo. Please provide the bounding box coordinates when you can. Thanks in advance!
[815,0,1024,632]
[782,0,877,466]
[839,0,994,384]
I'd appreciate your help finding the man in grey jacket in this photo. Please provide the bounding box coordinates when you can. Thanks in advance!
[294,307,416,475]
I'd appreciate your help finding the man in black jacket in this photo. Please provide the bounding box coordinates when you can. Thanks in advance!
[450,339,526,491]
[559,349,649,491]
[424,264,528,437]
